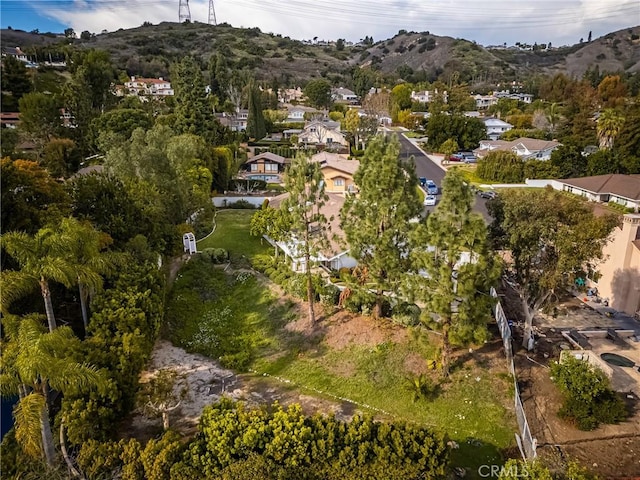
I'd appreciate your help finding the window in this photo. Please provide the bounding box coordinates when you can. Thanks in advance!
[265,163,278,172]
[334,178,345,187]
[326,138,333,144]
[250,163,258,172]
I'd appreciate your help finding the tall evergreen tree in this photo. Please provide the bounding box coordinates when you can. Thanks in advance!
[282,154,329,324]
[341,134,422,318]
[172,56,226,144]
[411,170,499,376]
[246,81,266,140]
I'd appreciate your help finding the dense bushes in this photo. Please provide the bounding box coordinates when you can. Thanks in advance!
[200,247,229,263]
[76,399,448,479]
[551,356,628,430]
[476,151,524,183]
[61,259,165,444]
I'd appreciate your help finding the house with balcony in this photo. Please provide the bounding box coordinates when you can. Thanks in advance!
[241,151,287,183]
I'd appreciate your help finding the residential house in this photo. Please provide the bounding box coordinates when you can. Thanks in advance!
[0,112,20,129]
[473,94,499,109]
[473,91,533,109]
[483,117,513,140]
[221,109,249,132]
[297,120,349,149]
[311,152,359,194]
[284,105,323,123]
[1,46,36,67]
[242,152,287,182]
[60,108,76,128]
[592,213,640,318]
[278,87,304,104]
[475,137,561,160]
[122,76,174,97]
[266,192,358,272]
[332,87,358,103]
[559,174,640,212]
[411,90,448,104]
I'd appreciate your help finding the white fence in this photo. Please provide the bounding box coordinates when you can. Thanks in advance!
[490,287,537,460]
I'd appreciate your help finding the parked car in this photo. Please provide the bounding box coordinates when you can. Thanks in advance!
[479,190,498,200]
[419,177,427,187]
[462,153,477,163]
[425,179,438,195]
[424,194,437,206]
[448,152,464,162]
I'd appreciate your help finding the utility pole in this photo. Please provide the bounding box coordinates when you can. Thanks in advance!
[179,0,191,23]
[208,0,217,25]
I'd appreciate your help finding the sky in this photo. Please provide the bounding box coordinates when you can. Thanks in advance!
[1,0,639,47]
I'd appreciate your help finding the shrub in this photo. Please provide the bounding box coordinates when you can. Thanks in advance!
[476,151,525,183]
[550,355,628,430]
[320,283,341,306]
[200,248,229,264]
[227,199,256,209]
[391,302,421,326]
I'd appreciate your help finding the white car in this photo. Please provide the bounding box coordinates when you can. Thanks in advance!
[424,195,437,206]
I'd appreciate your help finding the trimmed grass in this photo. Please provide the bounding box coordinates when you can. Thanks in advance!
[449,165,489,186]
[197,209,271,266]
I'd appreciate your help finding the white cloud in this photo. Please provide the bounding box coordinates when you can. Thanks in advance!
[43,0,638,46]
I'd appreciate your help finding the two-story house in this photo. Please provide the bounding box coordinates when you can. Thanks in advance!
[242,152,287,182]
[123,76,174,96]
[311,152,359,194]
[483,117,513,140]
[411,90,448,104]
[297,120,349,149]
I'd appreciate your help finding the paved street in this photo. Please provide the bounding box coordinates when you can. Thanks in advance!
[395,133,491,222]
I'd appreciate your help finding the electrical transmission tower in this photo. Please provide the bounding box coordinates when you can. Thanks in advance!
[178,0,191,23]
[208,0,217,25]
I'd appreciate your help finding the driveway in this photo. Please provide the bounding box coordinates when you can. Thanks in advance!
[395,134,491,222]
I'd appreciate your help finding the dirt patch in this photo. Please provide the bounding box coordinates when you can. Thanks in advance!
[323,310,407,350]
[404,352,430,375]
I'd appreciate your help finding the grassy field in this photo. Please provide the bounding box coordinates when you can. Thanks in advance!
[197,209,271,266]
[171,207,517,477]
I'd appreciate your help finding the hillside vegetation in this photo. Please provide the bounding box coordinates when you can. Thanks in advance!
[3,23,639,85]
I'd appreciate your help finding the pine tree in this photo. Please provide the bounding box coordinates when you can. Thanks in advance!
[411,170,499,376]
[341,134,422,318]
[282,154,329,324]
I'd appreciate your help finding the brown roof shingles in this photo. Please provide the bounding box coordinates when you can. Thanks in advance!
[562,174,640,201]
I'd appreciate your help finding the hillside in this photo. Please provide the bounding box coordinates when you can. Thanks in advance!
[2,23,638,85]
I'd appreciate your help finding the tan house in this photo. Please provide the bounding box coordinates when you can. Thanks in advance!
[311,152,359,194]
[593,213,640,318]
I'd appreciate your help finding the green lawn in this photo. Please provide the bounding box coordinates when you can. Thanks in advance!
[197,209,271,266]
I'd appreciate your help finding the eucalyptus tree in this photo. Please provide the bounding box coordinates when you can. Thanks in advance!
[0,314,102,467]
[411,170,499,376]
[282,154,330,324]
[1,227,76,332]
[341,134,422,318]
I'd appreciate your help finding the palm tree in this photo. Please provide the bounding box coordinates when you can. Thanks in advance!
[545,102,561,134]
[1,227,76,332]
[0,314,102,467]
[597,108,625,150]
[57,217,119,335]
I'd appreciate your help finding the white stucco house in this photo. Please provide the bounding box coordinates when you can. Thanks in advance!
[483,117,513,140]
[475,137,561,161]
[297,120,349,148]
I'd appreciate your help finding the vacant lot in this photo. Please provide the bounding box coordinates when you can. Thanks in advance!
[166,206,518,478]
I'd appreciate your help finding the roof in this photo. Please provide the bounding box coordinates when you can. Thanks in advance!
[311,152,359,176]
[244,152,286,164]
[483,117,513,127]
[561,174,640,201]
[477,137,561,154]
[269,192,348,259]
